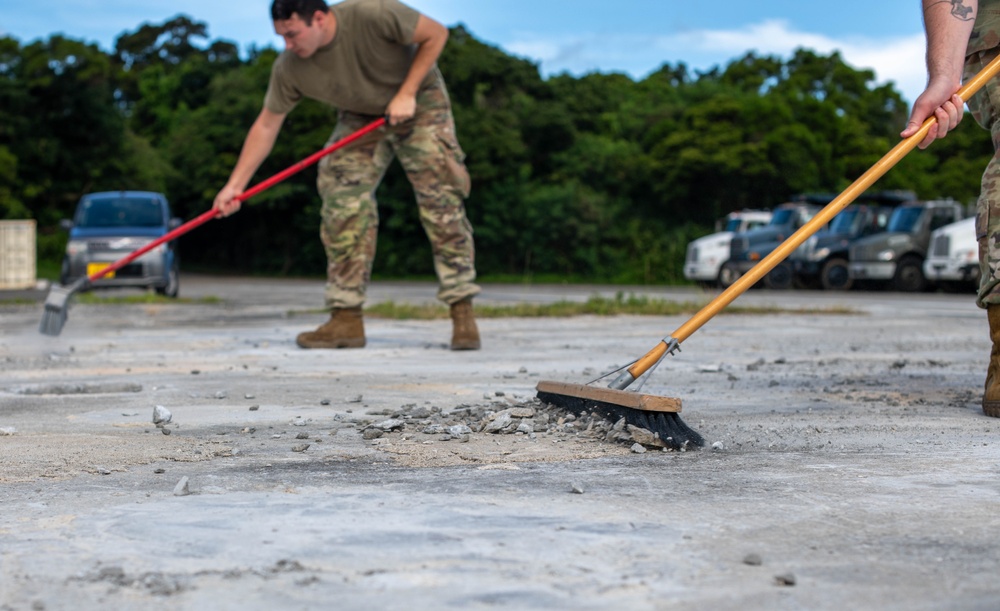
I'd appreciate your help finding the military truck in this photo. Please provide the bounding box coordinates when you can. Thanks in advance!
[684,209,773,287]
[789,191,914,291]
[848,199,965,292]
[720,198,827,289]
[923,216,980,292]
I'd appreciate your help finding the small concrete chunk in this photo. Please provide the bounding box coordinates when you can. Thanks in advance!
[152,405,172,426]
[774,573,796,586]
[373,419,405,432]
[173,476,191,496]
[448,425,473,438]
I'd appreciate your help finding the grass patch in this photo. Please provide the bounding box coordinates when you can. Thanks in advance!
[75,292,222,305]
[60,290,858,317]
[363,293,860,320]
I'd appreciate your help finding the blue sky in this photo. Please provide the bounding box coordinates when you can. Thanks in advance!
[3,1,930,103]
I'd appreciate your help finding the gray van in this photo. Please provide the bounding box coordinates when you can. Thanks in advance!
[60,191,182,297]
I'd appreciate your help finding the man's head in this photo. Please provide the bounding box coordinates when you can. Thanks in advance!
[271,0,329,24]
[271,0,334,58]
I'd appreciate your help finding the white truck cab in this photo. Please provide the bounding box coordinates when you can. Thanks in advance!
[684,210,773,287]
[923,216,979,291]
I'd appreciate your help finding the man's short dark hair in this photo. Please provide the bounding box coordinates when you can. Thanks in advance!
[271,0,330,24]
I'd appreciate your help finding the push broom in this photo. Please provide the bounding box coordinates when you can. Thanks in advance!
[39,117,387,337]
[537,54,1000,450]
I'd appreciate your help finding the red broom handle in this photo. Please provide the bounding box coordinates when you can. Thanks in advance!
[86,117,387,283]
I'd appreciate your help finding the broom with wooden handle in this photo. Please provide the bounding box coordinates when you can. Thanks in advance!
[538,53,1000,450]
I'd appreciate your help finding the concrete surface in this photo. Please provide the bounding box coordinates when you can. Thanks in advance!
[1,275,999,610]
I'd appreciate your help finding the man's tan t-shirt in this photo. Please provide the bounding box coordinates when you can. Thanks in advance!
[264,0,443,116]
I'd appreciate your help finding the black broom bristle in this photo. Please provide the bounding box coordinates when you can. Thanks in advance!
[536,390,705,451]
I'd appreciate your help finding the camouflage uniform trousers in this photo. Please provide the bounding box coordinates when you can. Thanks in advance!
[315,80,479,309]
[966,47,1000,308]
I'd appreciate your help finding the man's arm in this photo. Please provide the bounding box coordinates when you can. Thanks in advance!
[901,0,978,148]
[385,14,449,125]
[213,107,286,216]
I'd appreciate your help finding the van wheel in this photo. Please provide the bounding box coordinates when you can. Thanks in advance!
[156,261,180,298]
[764,262,793,290]
[718,262,741,288]
[892,256,927,292]
[820,258,853,291]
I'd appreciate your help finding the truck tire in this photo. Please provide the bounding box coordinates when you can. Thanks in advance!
[820,257,853,291]
[718,262,741,289]
[763,262,793,290]
[892,256,927,292]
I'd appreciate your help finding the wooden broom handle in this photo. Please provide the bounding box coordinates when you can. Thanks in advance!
[626,52,1000,381]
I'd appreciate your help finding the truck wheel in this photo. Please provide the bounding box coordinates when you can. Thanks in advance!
[820,258,853,291]
[892,256,927,292]
[718,262,741,288]
[764,262,793,290]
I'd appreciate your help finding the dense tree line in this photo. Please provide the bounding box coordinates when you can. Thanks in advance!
[0,17,992,283]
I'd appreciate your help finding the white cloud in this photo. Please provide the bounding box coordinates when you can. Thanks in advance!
[504,19,929,104]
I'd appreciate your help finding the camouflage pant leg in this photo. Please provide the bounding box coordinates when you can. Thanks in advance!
[966,48,1000,308]
[389,81,480,305]
[316,115,395,309]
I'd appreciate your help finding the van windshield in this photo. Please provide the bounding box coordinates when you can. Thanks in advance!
[75,198,164,228]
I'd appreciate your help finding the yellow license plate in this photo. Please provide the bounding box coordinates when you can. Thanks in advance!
[87,263,115,279]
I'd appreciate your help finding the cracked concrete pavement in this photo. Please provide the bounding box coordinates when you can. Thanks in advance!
[1,276,999,610]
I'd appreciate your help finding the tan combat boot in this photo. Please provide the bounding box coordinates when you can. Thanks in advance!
[296,307,365,349]
[450,297,481,351]
[985,306,1000,417]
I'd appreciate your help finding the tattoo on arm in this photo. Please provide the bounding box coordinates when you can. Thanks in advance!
[929,0,976,21]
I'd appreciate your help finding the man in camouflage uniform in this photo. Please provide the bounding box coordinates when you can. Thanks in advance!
[904,0,999,416]
[213,0,480,351]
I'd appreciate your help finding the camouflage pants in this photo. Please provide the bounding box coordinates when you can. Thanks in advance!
[316,80,479,309]
[966,48,1000,308]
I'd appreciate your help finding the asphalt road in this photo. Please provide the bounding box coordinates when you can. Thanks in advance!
[1,276,998,610]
